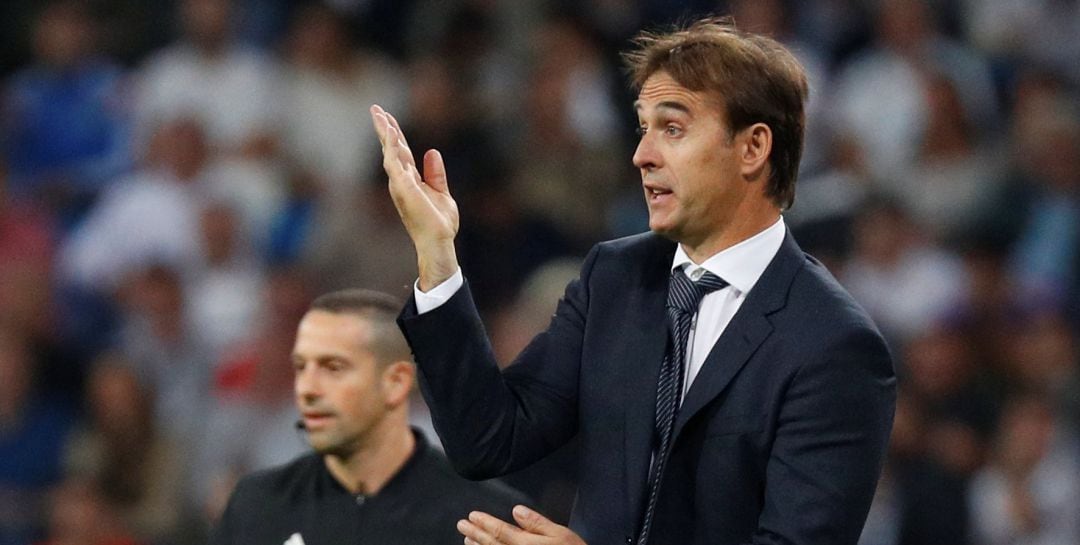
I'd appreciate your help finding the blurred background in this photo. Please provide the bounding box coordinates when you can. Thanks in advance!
[1,0,1078,544]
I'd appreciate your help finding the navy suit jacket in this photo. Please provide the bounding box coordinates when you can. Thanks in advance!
[398,230,896,545]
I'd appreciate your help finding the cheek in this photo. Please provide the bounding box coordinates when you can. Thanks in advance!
[338,381,383,415]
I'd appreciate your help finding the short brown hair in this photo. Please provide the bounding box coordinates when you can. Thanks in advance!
[309,289,411,366]
[623,16,808,209]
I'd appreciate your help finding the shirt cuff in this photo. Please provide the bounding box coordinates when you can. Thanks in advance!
[413,268,464,314]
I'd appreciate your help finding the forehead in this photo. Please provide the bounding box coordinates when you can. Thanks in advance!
[634,71,714,116]
[294,310,371,354]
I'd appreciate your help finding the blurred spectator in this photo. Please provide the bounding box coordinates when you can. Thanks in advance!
[899,74,1006,243]
[300,184,418,297]
[1001,86,1080,306]
[0,326,75,545]
[828,0,997,184]
[280,2,406,201]
[963,0,1080,87]
[134,0,282,159]
[2,0,131,228]
[956,243,1017,374]
[0,160,81,400]
[790,0,874,65]
[136,0,288,245]
[508,16,624,249]
[969,394,1080,545]
[0,201,52,339]
[0,160,54,273]
[404,0,529,128]
[56,117,218,359]
[456,179,572,315]
[1001,308,1080,430]
[195,267,312,522]
[841,198,969,345]
[398,54,501,201]
[786,133,872,269]
[266,2,418,288]
[903,323,998,473]
[859,390,971,545]
[60,114,273,300]
[185,202,264,358]
[64,361,188,545]
[37,477,140,545]
[113,264,214,472]
[59,118,210,296]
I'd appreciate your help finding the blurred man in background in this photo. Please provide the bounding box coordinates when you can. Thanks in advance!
[209,289,524,545]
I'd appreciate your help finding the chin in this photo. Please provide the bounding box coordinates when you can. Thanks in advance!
[312,442,350,458]
[648,219,679,239]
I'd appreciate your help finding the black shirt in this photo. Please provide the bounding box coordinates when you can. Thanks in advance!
[209,431,528,545]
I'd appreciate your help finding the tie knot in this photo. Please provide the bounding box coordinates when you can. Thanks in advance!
[667,268,728,314]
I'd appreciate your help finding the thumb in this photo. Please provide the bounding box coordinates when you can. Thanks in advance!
[512,505,556,535]
[423,149,449,193]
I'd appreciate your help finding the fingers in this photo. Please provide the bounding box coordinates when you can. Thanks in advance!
[511,505,556,536]
[370,104,391,147]
[372,104,449,197]
[457,511,528,545]
[370,104,407,151]
[370,106,414,163]
[371,106,418,195]
[512,505,586,544]
[423,149,449,193]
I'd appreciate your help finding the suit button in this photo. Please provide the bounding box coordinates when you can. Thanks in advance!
[625,537,633,544]
[355,494,366,506]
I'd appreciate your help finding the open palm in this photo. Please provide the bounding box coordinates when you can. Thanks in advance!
[371,104,460,289]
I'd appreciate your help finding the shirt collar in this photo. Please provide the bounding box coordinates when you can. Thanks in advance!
[671,216,786,295]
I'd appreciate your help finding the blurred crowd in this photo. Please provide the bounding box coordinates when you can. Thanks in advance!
[0,0,1078,544]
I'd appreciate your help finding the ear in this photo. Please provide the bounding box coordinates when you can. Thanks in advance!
[739,122,772,182]
[380,360,415,408]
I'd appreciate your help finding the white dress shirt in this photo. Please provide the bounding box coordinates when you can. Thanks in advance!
[671,217,785,400]
[415,217,787,402]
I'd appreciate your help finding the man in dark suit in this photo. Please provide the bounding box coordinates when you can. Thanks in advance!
[370,16,896,545]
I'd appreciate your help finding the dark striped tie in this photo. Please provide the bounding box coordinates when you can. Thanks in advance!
[638,268,728,545]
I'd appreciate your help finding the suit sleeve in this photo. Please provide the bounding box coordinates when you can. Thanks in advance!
[752,324,896,545]
[398,246,601,480]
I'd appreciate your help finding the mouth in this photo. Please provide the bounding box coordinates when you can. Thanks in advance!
[302,412,334,429]
[644,184,673,203]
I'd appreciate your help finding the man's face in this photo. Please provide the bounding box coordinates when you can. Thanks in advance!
[633,71,747,249]
[292,310,387,457]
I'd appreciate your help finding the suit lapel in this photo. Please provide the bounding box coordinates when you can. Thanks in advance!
[672,232,805,443]
[623,237,676,533]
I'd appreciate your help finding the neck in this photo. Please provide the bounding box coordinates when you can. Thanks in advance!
[324,419,415,495]
[680,206,781,264]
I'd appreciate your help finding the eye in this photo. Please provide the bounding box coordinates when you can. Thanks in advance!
[664,124,683,137]
[635,125,647,137]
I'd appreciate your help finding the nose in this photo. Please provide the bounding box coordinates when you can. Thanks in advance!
[294,365,319,402]
[632,132,658,171]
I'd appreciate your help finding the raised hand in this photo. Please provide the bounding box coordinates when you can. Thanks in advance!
[370,104,460,291]
[457,506,588,545]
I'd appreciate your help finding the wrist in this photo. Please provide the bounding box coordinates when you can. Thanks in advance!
[417,242,459,292]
